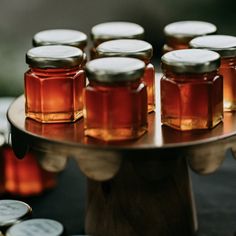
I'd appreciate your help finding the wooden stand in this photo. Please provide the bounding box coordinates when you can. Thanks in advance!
[86,156,197,236]
[7,95,236,236]
[0,146,200,235]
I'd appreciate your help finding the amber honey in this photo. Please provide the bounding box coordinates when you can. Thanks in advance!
[163,21,217,53]
[90,22,144,59]
[25,45,85,123]
[220,57,236,110]
[84,57,147,141]
[96,39,155,113]
[1,146,56,196]
[161,49,223,130]
[190,35,236,111]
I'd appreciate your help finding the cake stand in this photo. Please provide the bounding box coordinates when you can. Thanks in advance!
[7,91,236,235]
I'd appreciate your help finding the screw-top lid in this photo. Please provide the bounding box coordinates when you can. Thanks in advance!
[26,45,84,68]
[86,57,145,83]
[6,219,65,236]
[164,21,217,43]
[161,49,220,73]
[96,39,153,62]
[91,22,144,45]
[0,200,32,228]
[32,29,87,50]
[190,35,236,58]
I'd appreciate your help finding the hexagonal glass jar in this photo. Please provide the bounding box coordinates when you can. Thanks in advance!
[84,57,148,141]
[161,49,223,131]
[163,21,217,53]
[96,39,155,113]
[190,35,236,111]
[25,45,85,123]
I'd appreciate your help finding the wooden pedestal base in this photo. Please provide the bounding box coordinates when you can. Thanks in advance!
[85,156,197,236]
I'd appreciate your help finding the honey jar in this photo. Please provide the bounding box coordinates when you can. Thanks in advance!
[163,21,217,53]
[96,39,155,113]
[84,57,147,141]
[0,98,56,197]
[161,49,223,130]
[190,35,236,111]
[0,200,32,234]
[90,21,144,59]
[32,29,88,67]
[25,45,85,123]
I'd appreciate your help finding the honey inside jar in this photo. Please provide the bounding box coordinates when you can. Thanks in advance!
[161,49,223,130]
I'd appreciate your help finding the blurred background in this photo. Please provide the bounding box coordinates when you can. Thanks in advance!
[0,0,235,96]
[0,0,236,235]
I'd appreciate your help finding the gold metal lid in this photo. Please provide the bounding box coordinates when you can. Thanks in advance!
[164,21,217,43]
[190,35,236,58]
[86,57,145,83]
[6,219,65,236]
[33,29,87,50]
[91,22,144,45]
[161,49,220,73]
[0,200,32,228]
[26,45,84,68]
[96,39,153,61]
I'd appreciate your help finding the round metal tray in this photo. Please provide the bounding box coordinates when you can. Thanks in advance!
[7,77,236,179]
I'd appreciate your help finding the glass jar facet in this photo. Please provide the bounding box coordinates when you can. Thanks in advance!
[161,72,223,130]
[25,67,85,123]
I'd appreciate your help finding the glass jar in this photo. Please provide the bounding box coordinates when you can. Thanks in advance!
[32,29,88,67]
[163,21,217,53]
[0,200,32,234]
[0,98,56,197]
[161,49,223,131]
[6,219,65,236]
[190,35,236,111]
[96,39,155,113]
[25,45,85,123]
[90,21,144,59]
[84,57,147,141]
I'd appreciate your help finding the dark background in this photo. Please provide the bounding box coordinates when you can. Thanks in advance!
[0,0,235,95]
[0,0,236,235]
